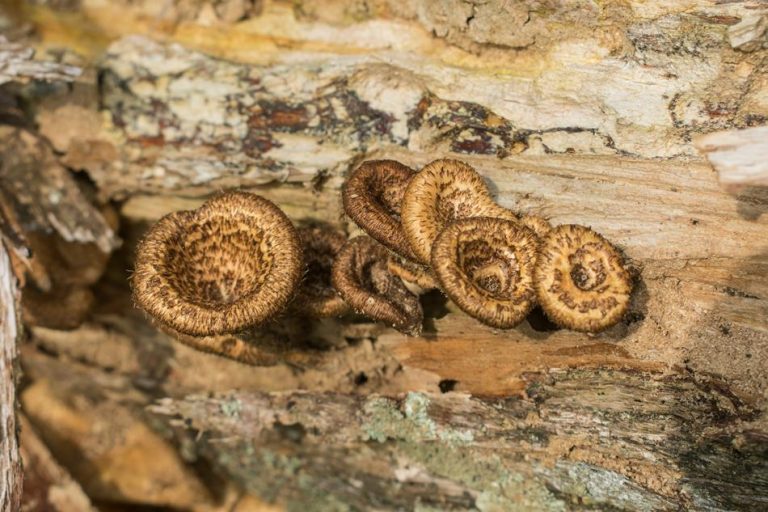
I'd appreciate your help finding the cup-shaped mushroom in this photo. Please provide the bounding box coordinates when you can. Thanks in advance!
[401,159,518,264]
[132,191,303,337]
[293,224,350,318]
[534,224,633,333]
[342,160,417,260]
[431,218,538,329]
[331,236,423,336]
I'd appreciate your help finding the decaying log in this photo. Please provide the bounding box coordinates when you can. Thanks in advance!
[150,369,768,511]
[0,243,21,512]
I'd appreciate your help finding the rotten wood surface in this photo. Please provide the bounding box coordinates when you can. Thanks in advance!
[0,243,21,512]
[150,369,768,511]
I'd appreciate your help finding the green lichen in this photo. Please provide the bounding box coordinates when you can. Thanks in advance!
[219,397,242,418]
[361,392,564,511]
[362,392,474,445]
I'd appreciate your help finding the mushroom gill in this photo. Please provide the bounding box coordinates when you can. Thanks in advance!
[431,218,538,329]
[342,159,417,260]
[132,191,303,337]
[534,224,633,333]
[293,224,350,318]
[401,159,518,264]
[331,236,423,336]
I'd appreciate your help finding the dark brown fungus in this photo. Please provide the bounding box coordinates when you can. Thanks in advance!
[293,224,350,317]
[432,218,538,329]
[342,160,417,260]
[534,224,633,333]
[331,236,423,336]
[132,191,303,337]
[402,159,518,264]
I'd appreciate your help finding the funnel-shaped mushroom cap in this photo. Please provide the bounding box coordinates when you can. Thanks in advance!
[342,160,417,260]
[132,191,303,336]
[432,217,538,329]
[331,236,423,336]
[402,159,518,264]
[534,224,633,333]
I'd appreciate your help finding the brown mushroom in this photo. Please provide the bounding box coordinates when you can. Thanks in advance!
[342,160,417,260]
[293,224,350,318]
[534,224,633,333]
[131,191,303,337]
[431,217,538,329]
[331,236,423,336]
[401,159,518,264]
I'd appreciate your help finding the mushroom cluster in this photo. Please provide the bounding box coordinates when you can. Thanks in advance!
[342,158,634,333]
[133,159,635,365]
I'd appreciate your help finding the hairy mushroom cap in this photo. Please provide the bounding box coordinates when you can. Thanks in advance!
[132,191,303,337]
[534,224,633,333]
[387,256,439,292]
[294,224,350,317]
[401,159,518,264]
[432,218,538,329]
[331,236,423,335]
[342,160,417,260]
[521,215,552,239]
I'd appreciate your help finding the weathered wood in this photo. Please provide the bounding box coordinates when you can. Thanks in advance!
[696,125,768,188]
[0,243,21,512]
[0,35,80,85]
[150,368,768,511]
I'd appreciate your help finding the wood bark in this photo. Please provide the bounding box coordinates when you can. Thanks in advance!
[0,244,21,512]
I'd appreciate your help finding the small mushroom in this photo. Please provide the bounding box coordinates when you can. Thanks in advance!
[342,160,418,260]
[331,236,423,336]
[293,224,350,317]
[387,256,439,292]
[401,159,518,264]
[431,217,538,329]
[132,191,303,337]
[534,224,633,332]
